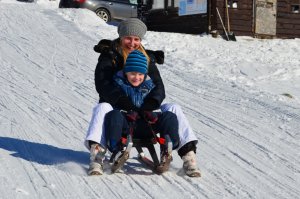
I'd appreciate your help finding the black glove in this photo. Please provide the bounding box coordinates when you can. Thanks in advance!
[140,98,159,111]
[141,111,159,124]
[153,50,164,65]
[126,111,140,122]
[93,39,111,53]
[115,96,136,111]
[146,50,164,64]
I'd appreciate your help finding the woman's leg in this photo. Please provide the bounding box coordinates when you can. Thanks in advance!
[85,103,113,175]
[85,103,113,149]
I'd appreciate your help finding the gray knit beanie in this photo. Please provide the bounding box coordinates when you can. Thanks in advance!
[118,18,147,39]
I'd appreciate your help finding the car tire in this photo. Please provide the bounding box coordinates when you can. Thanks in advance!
[95,8,111,22]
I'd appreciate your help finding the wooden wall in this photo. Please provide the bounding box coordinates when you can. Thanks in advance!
[211,0,254,37]
[211,0,300,38]
[277,0,300,38]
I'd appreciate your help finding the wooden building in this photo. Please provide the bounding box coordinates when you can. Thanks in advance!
[277,0,300,38]
[210,0,300,38]
[138,0,300,39]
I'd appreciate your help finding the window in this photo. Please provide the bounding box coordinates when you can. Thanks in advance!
[129,0,137,5]
[117,0,130,3]
[227,0,238,9]
[291,5,299,13]
[152,0,164,9]
[152,0,177,9]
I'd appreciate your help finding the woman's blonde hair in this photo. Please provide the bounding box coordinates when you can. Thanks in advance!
[119,41,150,68]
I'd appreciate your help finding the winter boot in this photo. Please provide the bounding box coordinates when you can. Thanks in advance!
[156,146,173,174]
[88,144,106,176]
[110,135,133,173]
[182,151,201,177]
[110,147,130,173]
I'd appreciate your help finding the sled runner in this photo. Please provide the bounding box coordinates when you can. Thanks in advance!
[109,121,173,174]
[135,134,172,173]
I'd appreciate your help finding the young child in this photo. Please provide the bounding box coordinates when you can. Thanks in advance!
[104,50,179,173]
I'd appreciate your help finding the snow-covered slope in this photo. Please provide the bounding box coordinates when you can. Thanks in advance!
[0,1,299,199]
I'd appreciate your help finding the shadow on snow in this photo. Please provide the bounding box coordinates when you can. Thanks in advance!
[0,136,89,165]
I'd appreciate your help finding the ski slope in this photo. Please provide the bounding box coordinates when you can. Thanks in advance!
[0,1,299,199]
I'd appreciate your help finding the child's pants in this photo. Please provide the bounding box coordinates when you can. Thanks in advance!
[104,110,179,153]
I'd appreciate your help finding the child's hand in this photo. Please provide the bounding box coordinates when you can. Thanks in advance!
[115,96,136,111]
[126,111,140,122]
[142,111,159,124]
[140,98,159,111]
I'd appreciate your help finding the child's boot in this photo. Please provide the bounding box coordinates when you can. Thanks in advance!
[182,151,201,177]
[156,145,172,174]
[88,143,106,175]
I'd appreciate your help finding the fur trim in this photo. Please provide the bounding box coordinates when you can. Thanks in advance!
[94,39,165,65]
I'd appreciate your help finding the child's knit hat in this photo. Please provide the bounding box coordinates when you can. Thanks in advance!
[124,50,148,74]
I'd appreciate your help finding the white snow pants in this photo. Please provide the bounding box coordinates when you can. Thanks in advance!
[85,103,198,150]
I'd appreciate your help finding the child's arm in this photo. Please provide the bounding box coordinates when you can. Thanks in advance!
[141,61,165,111]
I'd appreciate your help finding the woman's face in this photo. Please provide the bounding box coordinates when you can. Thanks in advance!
[126,72,145,87]
[121,36,141,52]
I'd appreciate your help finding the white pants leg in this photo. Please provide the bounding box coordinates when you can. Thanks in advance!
[161,103,198,150]
[84,103,113,150]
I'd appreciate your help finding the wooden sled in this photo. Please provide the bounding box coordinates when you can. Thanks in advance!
[110,134,172,173]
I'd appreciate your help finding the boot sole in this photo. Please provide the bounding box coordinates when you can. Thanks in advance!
[88,171,102,176]
[185,169,201,177]
[187,172,201,177]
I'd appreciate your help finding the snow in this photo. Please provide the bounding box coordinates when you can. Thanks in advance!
[0,0,299,198]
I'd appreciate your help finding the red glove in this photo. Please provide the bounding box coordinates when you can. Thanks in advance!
[126,111,139,122]
[142,111,159,124]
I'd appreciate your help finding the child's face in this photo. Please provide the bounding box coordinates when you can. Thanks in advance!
[126,72,145,87]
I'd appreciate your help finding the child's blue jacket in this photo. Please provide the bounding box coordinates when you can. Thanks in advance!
[113,71,155,108]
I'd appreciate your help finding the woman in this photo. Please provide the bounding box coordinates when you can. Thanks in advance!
[85,18,200,177]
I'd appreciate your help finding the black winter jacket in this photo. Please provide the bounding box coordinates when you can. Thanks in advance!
[94,39,165,111]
